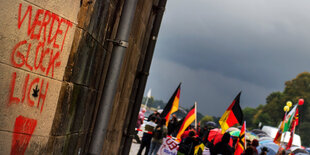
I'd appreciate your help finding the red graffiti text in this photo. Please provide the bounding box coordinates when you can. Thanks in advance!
[11,3,72,77]
[8,72,49,113]
[11,115,37,155]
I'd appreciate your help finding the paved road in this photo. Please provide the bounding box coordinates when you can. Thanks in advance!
[129,131,144,155]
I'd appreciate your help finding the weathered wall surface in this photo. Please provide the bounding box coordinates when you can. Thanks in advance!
[0,0,79,154]
[0,0,160,154]
[102,0,159,154]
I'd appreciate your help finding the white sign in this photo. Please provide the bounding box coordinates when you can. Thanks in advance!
[158,137,179,155]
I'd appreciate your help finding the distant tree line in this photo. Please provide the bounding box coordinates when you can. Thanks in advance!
[243,72,310,146]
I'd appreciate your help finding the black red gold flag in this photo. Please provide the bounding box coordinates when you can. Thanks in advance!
[176,105,196,142]
[160,83,181,126]
[219,92,243,133]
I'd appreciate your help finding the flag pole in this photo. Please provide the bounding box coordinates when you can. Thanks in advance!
[145,97,149,109]
[195,101,197,130]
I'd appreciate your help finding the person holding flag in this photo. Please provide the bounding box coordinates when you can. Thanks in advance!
[175,104,200,155]
[160,83,181,128]
[219,92,243,134]
[175,104,197,142]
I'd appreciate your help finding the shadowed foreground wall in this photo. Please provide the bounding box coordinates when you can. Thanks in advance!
[0,0,161,154]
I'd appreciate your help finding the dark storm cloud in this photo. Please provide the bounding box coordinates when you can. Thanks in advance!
[144,0,310,116]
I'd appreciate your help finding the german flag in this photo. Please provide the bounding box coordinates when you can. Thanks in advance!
[219,92,243,133]
[160,83,181,126]
[235,121,246,155]
[176,105,196,142]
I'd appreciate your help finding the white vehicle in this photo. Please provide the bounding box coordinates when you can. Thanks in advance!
[261,126,301,147]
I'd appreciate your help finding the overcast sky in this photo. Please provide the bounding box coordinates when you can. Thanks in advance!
[144,0,310,117]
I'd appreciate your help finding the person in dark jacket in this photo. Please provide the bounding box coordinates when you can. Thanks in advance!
[213,132,234,155]
[148,119,167,155]
[168,114,178,136]
[147,110,158,121]
[178,131,200,155]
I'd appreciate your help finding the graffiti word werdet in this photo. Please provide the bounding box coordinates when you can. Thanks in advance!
[11,3,72,77]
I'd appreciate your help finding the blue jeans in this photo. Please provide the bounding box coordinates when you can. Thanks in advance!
[148,141,162,155]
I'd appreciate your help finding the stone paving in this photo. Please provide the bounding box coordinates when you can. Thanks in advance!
[129,131,144,155]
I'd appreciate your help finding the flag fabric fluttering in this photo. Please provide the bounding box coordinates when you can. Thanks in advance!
[219,92,243,133]
[274,114,286,145]
[286,108,299,150]
[283,104,298,132]
[235,121,246,155]
[160,83,181,126]
[175,105,196,142]
[293,108,299,126]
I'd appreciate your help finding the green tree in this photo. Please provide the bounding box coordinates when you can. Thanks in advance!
[260,92,286,127]
[283,72,310,146]
[199,115,214,126]
[243,107,257,130]
[251,72,310,146]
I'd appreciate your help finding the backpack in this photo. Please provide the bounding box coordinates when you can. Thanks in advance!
[178,140,193,155]
[153,126,163,140]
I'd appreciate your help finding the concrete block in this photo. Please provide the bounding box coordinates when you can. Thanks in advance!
[64,133,79,154]
[82,91,97,131]
[70,85,89,133]
[51,136,66,155]
[76,0,96,32]
[140,0,155,24]
[0,131,11,154]
[26,0,80,24]
[49,82,74,136]
[0,64,62,137]
[44,135,66,155]
[87,0,110,42]
[70,31,107,88]
[77,0,115,44]
[75,133,88,154]
[50,83,97,136]
[45,134,80,155]
[0,130,49,155]
[70,85,97,133]
[0,0,76,80]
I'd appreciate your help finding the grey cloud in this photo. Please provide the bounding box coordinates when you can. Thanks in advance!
[155,0,310,89]
[145,0,310,116]
[146,59,272,116]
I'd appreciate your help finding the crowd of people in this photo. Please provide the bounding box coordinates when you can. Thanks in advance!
[136,109,168,155]
[134,109,283,155]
